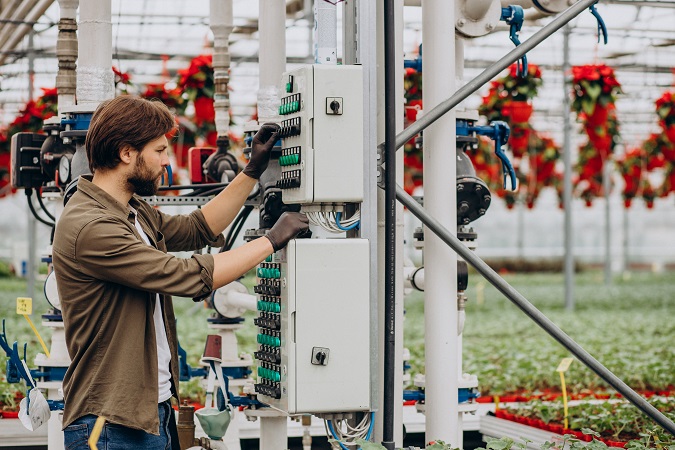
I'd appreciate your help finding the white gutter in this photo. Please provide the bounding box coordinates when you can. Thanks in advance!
[0,0,52,66]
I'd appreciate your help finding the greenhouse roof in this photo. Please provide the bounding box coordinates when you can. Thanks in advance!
[1,0,675,148]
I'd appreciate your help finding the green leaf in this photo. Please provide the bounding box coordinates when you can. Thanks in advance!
[585,83,602,101]
[485,437,514,450]
[426,440,453,450]
[581,428,601,437]
[581,98,595,115]
[355,439,387,450]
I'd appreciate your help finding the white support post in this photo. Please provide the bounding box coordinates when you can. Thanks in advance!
[56,0,79,109]
[422,0,459,447]
[210,0,234,139]
[257,2,288,447]
[76,0,113,107]
[257,0,286,124]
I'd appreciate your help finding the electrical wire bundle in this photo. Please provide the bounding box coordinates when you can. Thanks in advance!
[306,210,360,233]
[324,411,374,450]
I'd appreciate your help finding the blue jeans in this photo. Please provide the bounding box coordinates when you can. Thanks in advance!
[63,401,173,450]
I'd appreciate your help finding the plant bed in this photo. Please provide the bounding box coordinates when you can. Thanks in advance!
[475,388,674,404]
[493,398,675,447]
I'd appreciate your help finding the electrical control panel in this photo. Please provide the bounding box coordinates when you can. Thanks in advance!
[254,239,370,414]
[277,65,364,205]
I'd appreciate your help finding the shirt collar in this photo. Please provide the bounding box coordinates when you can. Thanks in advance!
[76,175,142,220]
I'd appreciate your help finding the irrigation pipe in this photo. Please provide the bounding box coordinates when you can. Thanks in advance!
[395,184,675,436]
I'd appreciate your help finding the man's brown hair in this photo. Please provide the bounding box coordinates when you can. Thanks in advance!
[85,96,176,173]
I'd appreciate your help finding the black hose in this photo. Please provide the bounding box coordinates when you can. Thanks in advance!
[382,0,396,448]
[36,189,56,221]
[25,190,55,227]
[221,205,253,252]
[395,184,675,437]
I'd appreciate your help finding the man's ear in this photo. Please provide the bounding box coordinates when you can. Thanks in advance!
[119,145,135,165]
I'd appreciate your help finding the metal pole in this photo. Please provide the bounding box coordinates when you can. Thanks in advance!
[604,158,612,285]
[562,24,574,311]
[395,184,675,437]
[622,206,629,273]
[382,0,396,447]
[26,28,36,301]
[422,0,458,445]
[390,0,598,152]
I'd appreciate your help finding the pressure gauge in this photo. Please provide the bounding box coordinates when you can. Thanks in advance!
[44,271,61,310]
[58,155,72,184]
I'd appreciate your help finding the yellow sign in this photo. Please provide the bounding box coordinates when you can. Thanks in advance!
[556,357,574,373]
[16,297,33,315]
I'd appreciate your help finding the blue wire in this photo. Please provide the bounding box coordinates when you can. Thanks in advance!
[365,411,375,441]
[327,420,351,450]
[335,212,360,231]
[327,412,376,450]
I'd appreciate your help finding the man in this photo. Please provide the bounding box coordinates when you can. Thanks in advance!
[52,96,308,449]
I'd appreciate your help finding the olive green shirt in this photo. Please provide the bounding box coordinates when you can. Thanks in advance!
[52,176,224,434]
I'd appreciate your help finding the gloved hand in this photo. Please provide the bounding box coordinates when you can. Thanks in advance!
[265,212,310,252]
[243,123,280,179]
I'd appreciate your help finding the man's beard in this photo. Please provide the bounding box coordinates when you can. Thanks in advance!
[127,155,162,196]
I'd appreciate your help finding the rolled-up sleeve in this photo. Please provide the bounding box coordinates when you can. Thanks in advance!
[75,217,216,300]
[151,207,225,252]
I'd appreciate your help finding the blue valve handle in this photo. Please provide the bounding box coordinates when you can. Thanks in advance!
[492,122,517,191]
[160,164,173,187]
[1,320,35,388]
[589,3,608,45]
[501,6,527,77]
[464,121,517,191]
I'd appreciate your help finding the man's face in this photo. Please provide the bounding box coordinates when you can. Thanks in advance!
[127,135,169,196]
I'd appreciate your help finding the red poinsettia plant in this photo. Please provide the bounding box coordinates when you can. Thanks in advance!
[570,64,622,206]
[571,64,621,118]
[112,66,132,94]
[403,68,423,194]
[141,83,186,115]
[0,87,58,197]
[177,54,218,145]
[655,91,675,146]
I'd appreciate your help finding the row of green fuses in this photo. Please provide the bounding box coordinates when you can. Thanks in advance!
[279,93,301,115]
[279,153,301,166]
[258,366,281,382]
[257,300,280,313]
[257,267,281,279]
[257,333,281,347]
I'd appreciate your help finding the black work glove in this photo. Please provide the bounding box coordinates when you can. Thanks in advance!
[265,212,310,252]
[243,123,280,179]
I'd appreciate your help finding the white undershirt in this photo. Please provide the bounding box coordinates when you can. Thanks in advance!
[130,207,173,403]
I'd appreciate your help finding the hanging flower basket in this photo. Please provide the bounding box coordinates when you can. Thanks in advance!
[664,124,675,145]
[507,101,534,124]
[586,104,609,127]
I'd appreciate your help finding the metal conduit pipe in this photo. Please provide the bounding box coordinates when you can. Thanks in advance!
[210,0,233,139]
[395,184,675,437]
[56,0,78,108]
[382,0,397,448]
[391,0,598,152]
[0,0,52,66]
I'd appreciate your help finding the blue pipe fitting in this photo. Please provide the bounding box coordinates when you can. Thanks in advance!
[500,6,527,77]
[457,120,516,191]
[589,3,608,45]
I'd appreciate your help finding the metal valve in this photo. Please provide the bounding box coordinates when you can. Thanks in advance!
[458,120,516,191]
[500,6,526,77]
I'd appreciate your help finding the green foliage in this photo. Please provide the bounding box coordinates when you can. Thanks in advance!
[503,398,675,445]
[0,260,12,278]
